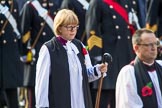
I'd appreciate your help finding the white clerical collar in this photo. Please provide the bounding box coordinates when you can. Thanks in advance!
[143,61,154,66]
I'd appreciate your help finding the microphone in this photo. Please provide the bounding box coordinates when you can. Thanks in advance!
[102,53,112,64]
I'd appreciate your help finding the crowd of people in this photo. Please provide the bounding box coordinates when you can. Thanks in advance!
[0,0,162,108]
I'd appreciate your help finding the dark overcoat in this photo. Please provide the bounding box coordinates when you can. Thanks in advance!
[20,0,59,86]
[146,0,162,38]
[0,0,23,88]
[86,0,139,89]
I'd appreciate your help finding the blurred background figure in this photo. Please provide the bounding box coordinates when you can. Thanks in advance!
[55,0,63,8]
[61,0,91,44]
[19,0,61,107]
[0,0,23,108]
[16,0,29,11]
[146,0,162,59]
[86,0,142,107]
[137,0,147,27]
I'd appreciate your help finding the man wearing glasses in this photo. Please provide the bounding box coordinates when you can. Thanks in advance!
[116,28,162,108]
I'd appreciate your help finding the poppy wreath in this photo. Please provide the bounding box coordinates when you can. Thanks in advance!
[141,82,153,97]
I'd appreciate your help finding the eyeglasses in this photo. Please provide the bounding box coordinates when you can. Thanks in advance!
[137,42,159,48]
[63,25,79,31]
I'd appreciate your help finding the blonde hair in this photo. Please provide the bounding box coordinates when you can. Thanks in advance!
[53,9,79,36]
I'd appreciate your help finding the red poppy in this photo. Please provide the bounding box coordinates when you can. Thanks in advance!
[82,48,87,55]
[141,82,153,97]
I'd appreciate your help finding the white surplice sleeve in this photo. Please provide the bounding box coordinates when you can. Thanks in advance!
[80,43,106,82]
[116,65,143,108]
[35,45,51,108]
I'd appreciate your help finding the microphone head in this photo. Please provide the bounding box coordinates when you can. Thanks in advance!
[102,53,112,64]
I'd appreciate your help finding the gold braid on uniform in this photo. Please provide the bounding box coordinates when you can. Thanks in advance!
[87,30,102,51]
[146,23,158,33]
[22,31,31,44]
